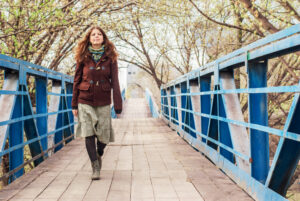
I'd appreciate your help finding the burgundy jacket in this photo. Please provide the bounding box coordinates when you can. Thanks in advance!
[71,52,122,114]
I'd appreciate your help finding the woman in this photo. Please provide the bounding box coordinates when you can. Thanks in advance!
[71,26,122,180]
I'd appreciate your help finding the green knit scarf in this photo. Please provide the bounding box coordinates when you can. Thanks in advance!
[88,45,105,62]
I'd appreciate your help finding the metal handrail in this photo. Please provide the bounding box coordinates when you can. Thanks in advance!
[145,88,160,118]
[0,54,75,184]
[160,24,300,201]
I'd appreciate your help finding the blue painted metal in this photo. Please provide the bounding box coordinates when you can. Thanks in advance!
[206,85,219,150]
[187,89,196,138]
[161,85,300,96]
[0,123,77,158]
[160,89,163,119]
[200,77,210,143]
[62,91,72,145]
[267,93,300,195]
[218,84,234,163]
[22,84,44,166]
[0,91,28,95]
[9,83,23,181]
[0,53,75,183]
[0,109,73,127]
[47,92,73,96]
[111,88,126,118]
[181,82,196,138]
[54,86,64,152]
[160,24,300,200]
[66,84,74,134]
[170,86,178,125]
[36,77,48,153]
[248,60,269,184]
[111,106,116,118]
[181,82,187,132]
[145,88,159,118]
[160,108,250,161]
[165,89,170,120]
[161,89,169,120]
[162,102,300,141]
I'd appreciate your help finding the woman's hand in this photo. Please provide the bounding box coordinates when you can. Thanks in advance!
[72,109,78,117]
[116,113,121,118]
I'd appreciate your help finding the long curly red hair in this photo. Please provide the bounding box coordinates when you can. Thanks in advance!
[74,26,118,63]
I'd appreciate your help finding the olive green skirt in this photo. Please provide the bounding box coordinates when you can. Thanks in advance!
[76,103,115,144]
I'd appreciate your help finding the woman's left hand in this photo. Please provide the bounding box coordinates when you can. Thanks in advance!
[72,109,78,117]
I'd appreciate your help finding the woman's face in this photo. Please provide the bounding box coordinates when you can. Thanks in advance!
[89,29,104,47]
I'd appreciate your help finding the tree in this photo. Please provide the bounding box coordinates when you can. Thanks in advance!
[0,0,135,70]
[113,4,172,89]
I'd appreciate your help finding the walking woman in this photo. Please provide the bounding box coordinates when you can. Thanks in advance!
[71,26,122,180]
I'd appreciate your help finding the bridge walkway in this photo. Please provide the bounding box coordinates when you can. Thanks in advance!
[0,98,252,201]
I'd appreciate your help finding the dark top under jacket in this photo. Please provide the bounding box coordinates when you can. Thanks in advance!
[71,52,122,114]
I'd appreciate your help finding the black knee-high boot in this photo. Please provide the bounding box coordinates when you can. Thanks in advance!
[85,136,100,180]
[96,140,106,170]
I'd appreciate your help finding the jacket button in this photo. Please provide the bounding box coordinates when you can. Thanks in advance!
[89,66,94,70]
[89,80,94,84]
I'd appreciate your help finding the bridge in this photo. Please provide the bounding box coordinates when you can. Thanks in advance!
[0,24,299,201]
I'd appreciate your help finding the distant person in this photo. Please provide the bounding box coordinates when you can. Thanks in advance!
[71,26,122,180]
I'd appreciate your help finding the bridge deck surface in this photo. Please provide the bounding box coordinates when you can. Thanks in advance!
[0,98,253,201]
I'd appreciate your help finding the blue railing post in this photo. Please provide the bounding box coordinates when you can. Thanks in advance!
[181,82,188,133]
[186,82,196,138]
[166,88,172,121]
[145,88,159,118]
[62,92,72,145]
[36,77,48,153]
[162,89,169,120]
[8,71,24,181]
[54,81,63,152]
[207,85,220,150]
[160,88,163,118]
[170,86,178,125]
[175,85,182,132]
[218,80,234,162]
[66,84,74,135]
[248,60,269,184]
[190,81,201,140]
[200,77,211,143]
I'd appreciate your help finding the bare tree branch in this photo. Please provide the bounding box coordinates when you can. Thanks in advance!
[188,0,263,36]
[238,0,280,33]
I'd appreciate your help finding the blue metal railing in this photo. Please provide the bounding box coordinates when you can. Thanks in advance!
[111,88,126,118]
[161,24,300,201]
[0,54,75,183]
[145,88,159,118]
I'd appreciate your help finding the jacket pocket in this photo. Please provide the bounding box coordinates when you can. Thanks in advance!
[78,82,90,90]
[101,82,111,92]
[78,82,92,100]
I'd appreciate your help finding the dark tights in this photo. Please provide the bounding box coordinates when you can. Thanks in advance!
[85,136,106,162]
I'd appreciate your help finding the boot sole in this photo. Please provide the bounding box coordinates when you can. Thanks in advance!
[91,177,100,180]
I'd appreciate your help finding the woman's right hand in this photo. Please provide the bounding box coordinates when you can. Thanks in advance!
[72,109,78,117]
